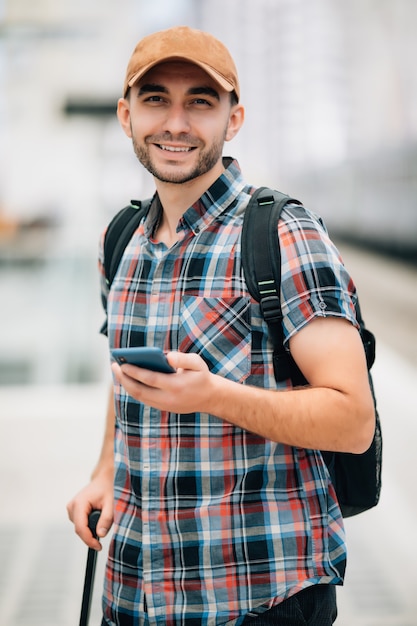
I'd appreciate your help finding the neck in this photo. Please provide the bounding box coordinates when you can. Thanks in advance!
[153,162,225,246]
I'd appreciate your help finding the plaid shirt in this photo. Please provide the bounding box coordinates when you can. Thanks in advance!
[100,158,358,626]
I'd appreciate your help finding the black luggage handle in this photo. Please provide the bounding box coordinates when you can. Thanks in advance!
[79,510,101,626]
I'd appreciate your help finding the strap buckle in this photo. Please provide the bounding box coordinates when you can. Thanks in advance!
[260,295,282,323]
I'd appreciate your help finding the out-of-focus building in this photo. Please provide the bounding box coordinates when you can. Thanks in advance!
[200,0,417,250]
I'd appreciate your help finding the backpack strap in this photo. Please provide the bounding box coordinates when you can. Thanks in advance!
[100,198,151,336]
[103,198,152,288]
[241,187,305,383]
[354,299,376,369]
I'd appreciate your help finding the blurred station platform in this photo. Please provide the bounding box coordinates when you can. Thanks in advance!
[0,243,416,626]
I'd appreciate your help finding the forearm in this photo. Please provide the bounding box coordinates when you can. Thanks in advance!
[205,375,374,453]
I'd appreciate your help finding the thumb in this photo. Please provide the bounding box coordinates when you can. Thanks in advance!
[166,351,206,372]
[96,507,113,538]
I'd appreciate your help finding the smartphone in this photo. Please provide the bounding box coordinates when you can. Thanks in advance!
[111,347,176,374]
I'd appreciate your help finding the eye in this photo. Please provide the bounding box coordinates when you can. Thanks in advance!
[190,97,213,108]
[144,95,166,103]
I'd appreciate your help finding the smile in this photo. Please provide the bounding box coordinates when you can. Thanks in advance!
[158,145,195,152]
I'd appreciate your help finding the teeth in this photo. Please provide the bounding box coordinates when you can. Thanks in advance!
[160,145,192,152]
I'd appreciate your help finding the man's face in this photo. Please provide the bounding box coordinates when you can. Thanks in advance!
[118,61,242,185]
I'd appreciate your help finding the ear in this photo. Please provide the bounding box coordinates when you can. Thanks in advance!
[117,98,132,138]
[225,104,245,142]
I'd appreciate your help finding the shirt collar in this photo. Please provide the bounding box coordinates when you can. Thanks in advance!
[143,158,248,239]
[182,157,246,234]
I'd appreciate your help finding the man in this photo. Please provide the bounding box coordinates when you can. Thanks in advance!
[67,25,374,625]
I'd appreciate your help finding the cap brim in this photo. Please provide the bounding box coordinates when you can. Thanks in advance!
[126,56,235,95]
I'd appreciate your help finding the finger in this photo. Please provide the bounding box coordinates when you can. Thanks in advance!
[77,511,103,550]
[114,362,172,393]
[68,502,102,550]
[167,351,205,372]
[111,361,123,382]
[97,505,113,539]
[112,361,150,384]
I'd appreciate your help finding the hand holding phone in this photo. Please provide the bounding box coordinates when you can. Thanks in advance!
[112,347,176,374]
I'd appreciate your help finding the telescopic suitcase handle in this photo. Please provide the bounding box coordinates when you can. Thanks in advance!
[79,510,101,626]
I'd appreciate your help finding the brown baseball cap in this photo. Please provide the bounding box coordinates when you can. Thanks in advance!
[123,25,240,101]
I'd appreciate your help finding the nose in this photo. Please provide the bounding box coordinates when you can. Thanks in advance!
[162,104,191,135]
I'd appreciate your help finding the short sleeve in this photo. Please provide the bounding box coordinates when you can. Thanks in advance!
[278,203,358,344]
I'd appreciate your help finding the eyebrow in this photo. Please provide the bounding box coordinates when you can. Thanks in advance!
[188,86,220,101]
[138,84,168,95]
[138,84,220,101]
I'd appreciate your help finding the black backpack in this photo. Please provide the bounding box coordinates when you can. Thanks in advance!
[103,188,382,518]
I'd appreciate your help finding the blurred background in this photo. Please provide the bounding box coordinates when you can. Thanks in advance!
[0,1,416,625]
